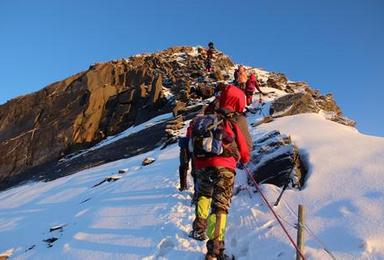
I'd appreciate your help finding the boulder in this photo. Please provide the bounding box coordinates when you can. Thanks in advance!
[142,157,156,166]
[266,72,288,90]
[270,92,356,127]
[249,131,306,189]
[209,70,224,81]
[270,93,319,117]
[172,101,187,116]
[195,84,215,99]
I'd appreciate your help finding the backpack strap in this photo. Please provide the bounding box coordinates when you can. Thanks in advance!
[215,110,242,159]
[206,115,223,131]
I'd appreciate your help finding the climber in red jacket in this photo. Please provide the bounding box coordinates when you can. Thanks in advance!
[189,84,252,260]
[245,73,264,106]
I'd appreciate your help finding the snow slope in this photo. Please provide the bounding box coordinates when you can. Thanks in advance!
[1,98,384,259]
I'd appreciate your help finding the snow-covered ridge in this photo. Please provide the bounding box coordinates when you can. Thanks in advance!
[1,90,384,259]
[0,46,379,259]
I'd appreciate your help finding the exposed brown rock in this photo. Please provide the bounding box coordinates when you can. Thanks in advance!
[266,72,288,90]
[270,92,356,127]
[172,101,187,116]
[150,75,163,104]
[0,46,234,189]
[194,84,215,99]
[142,157,156,166]
[315,93,342,114]
[270,93,319,117]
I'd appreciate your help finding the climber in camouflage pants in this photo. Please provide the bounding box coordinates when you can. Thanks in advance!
[193,167,235,256]
[189,85,252,260]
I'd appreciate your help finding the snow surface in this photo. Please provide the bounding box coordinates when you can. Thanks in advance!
[1,95,384,259]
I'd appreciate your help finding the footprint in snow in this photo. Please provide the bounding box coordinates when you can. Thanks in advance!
[156,237,175,257]
[43,237,58,248]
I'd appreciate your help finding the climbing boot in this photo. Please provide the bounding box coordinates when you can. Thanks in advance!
[205,252,234,260]
[188,230,208,241]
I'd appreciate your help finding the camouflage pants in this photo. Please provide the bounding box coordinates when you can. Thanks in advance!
[192,167,236,257]
[196,167,235,214]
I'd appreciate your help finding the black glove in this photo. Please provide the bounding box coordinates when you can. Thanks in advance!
[237,162,245,169]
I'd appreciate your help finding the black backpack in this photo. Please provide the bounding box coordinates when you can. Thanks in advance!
[188,111,238,158]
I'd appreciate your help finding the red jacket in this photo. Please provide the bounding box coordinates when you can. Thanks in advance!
[194,85,251,170]
[246,73,262,94]
[245,74,256,94]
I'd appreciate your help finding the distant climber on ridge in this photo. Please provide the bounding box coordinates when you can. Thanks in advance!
[205,42,216,72]
[245,72,264,106]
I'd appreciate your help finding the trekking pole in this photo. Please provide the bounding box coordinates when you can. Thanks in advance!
[274,154,299,206]
[274,183,288,206]
[241,163,306,260]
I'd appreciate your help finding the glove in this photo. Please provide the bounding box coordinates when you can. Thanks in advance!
[237,162,245,170]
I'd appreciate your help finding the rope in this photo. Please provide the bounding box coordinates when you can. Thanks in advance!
[242,165,306,260]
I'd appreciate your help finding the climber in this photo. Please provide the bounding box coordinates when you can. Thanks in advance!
[178,122,200,200]
[237,65,247,91]
[245,73,264,106]
[233,67,239,86]
[205,42,216,72]
[189,84,252,260]
[178,134,191,192]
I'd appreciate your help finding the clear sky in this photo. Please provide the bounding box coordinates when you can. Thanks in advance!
[0,0,383,136]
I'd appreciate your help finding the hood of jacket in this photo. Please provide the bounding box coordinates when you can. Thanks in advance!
[219,85,246,113]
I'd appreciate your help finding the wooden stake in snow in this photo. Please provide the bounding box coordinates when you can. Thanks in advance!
[296,204,305,260]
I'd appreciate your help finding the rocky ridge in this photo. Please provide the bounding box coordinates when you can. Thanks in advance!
[0,46,354,190]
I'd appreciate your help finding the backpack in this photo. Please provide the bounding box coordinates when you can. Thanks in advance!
[188,112,237,158]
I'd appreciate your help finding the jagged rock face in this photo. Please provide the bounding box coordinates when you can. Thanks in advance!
[270,92,356,127]
[270,93,320,116]
[0,46,234,184]
[0,73,88,179]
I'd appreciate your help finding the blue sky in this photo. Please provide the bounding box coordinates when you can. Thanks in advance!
[0,0,383,136]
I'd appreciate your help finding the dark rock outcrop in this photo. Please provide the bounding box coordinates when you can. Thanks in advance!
[0,115,176,190]
[270,92,356,127]
[270,93,320,116]
[0,46,234,188]
[249,130,306,189]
